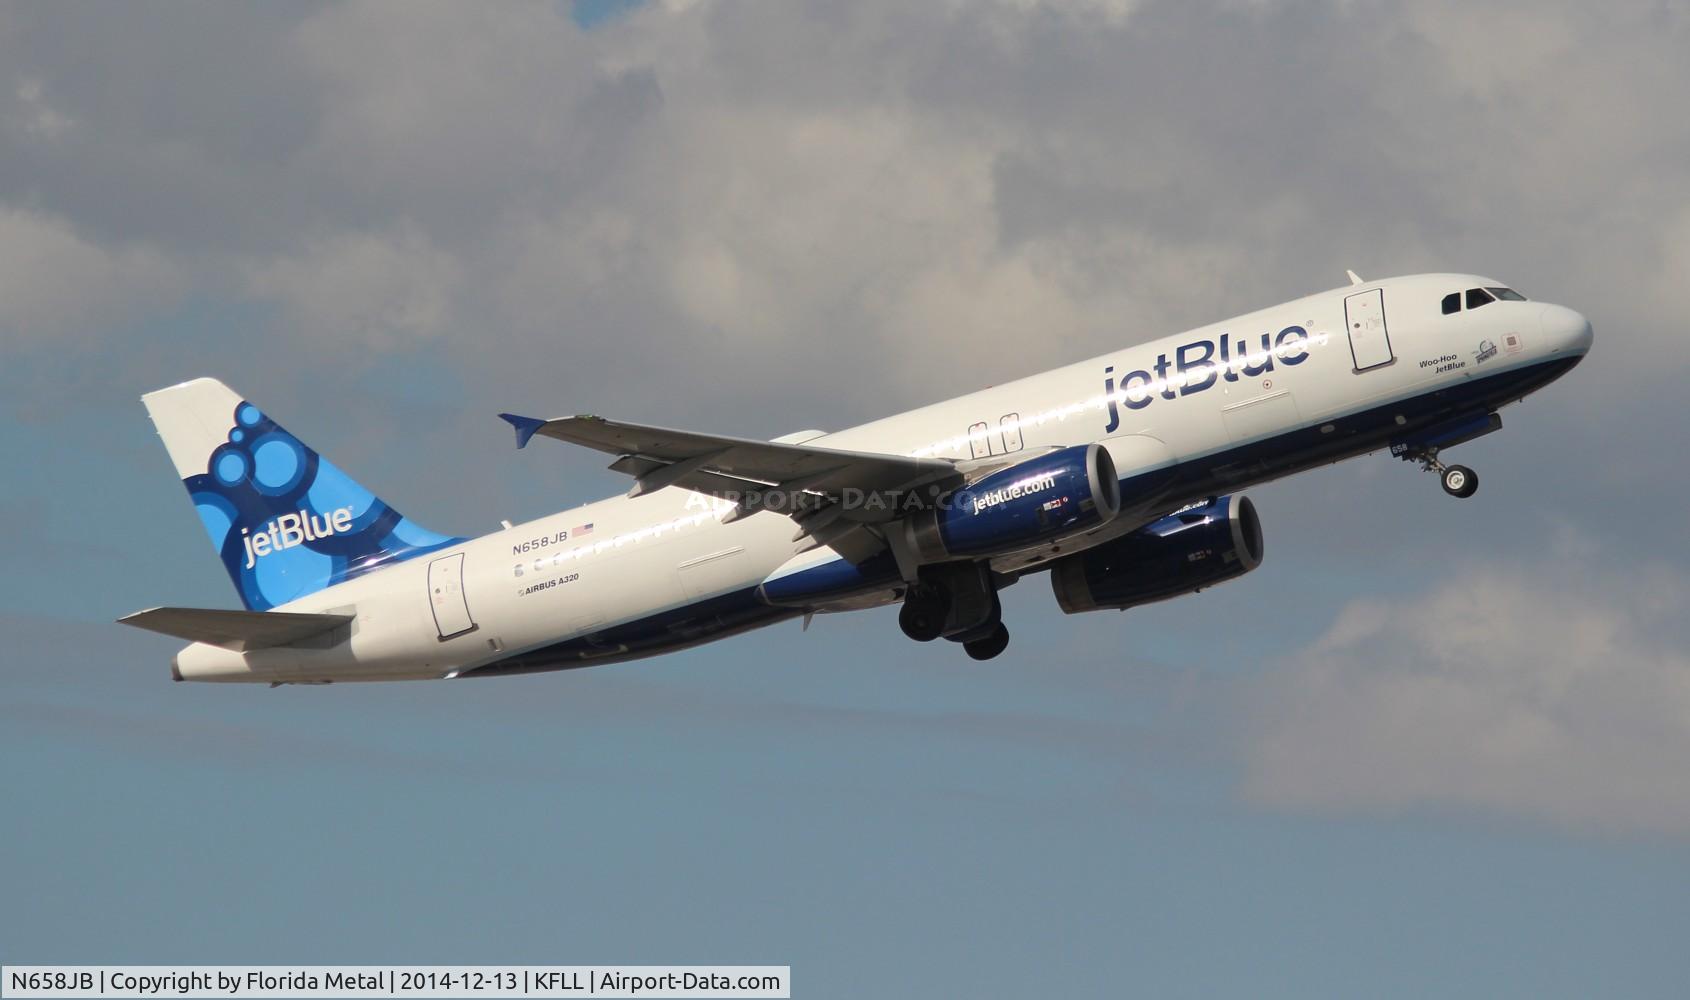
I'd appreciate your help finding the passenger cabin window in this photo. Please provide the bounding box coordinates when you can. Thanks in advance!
[1442,292,1461,314]
[1488,286,1527,301]
[1466,287,1496,309]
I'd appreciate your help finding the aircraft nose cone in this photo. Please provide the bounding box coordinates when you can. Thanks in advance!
[1539,303,1594,356]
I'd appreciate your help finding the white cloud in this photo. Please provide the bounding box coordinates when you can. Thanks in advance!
[0,0,1684,442]
[6,0,1688,405]
[289,3,597,188]
[1241,562,1690,837]
[245,226,461,348]
[15,78,73,138]
[0,206,181,346]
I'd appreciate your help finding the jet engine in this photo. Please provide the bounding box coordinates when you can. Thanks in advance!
[1049,495,1263,613]
[904,443,1120,561]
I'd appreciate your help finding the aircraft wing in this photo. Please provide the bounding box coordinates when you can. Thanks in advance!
[118,607,354,652]
[498,412,960,528]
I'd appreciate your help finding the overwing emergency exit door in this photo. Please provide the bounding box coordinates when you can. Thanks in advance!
[428,553,476,640]
[1344,288,1395,371]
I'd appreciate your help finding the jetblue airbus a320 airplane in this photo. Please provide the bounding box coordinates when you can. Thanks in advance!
[122,273,1591,683]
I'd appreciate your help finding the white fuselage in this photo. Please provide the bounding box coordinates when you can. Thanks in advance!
[174,273,1592,682]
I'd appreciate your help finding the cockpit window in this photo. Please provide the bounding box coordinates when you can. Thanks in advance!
[1466,287,1495,309]
[1487,286,1527,301]
[1442,292,1461,315]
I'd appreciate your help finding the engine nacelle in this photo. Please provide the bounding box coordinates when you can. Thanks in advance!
[906,443,1121,561]
[1049,495,1263,613]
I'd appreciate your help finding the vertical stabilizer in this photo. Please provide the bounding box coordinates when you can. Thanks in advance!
[142,378,463,611]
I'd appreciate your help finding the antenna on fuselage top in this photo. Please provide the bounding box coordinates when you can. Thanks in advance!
[1346,269,1365,286]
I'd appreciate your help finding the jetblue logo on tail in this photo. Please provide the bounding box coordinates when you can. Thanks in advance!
[150,385,464,611]
[242,507,356,569]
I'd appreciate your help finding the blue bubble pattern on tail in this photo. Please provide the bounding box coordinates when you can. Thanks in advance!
[184,399,464,610]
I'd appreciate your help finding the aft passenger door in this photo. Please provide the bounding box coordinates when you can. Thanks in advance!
[427,553,477,640]
[1344,288,1395,371]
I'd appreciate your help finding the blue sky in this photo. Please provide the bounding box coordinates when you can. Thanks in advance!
[3,2,1689,996]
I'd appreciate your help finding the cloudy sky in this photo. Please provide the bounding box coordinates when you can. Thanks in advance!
[3,1,1688,995]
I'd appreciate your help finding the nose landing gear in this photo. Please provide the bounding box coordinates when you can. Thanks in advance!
[1400,444,1479,499]
[1440,463,1478,498]
[1391,413,1499,500]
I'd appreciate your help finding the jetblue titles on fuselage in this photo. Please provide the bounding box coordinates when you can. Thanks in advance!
[1103,326,1320,432]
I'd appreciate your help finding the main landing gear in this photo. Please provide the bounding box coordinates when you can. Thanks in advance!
[959,622,1010,661]
[898,563,1011,660]
[1401,445,1478,499]
[898,585,949,642]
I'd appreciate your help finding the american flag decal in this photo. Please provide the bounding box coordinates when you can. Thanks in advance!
[573,522,595,536]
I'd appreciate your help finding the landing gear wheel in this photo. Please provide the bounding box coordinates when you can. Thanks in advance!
[1441,464,1478,499]
[1404,443,1480,500]
[899,588,951,642]
[963,623,1010,661]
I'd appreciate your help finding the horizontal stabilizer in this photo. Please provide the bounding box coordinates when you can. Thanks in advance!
[118,607,354,652]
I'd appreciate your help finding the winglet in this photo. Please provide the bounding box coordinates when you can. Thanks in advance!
[498,413,548,449]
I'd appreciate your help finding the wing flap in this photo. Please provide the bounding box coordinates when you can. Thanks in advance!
[118,607,354,652]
